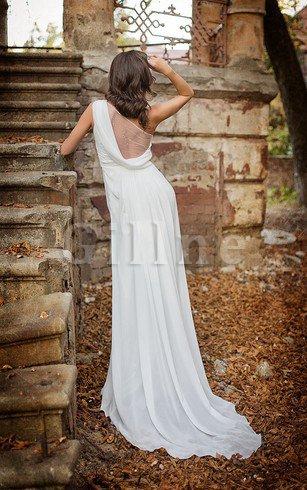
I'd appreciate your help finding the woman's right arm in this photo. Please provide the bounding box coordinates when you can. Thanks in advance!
[60,103,93,156]
[147,56,195,127]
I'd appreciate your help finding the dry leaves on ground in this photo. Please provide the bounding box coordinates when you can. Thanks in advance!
[0,435,32,452]
[0,135,48,144]
[74,244,305,489]
[0,241,46,258]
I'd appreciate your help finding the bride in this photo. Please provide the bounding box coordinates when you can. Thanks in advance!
[61,50,261,459]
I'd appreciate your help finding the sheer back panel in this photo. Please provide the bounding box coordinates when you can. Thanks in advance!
[106,101,153,160]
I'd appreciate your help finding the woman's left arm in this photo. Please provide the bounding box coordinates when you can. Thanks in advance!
[60,103,93,156]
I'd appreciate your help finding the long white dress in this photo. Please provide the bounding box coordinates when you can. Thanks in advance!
[92,99,261,459]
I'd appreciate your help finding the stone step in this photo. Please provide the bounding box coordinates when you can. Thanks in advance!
[0,65,82,84]
[0,363,77,442]
[0,439,80,489]
[0,143,72,172]
[0,204,73,249]
[0,101,80,123]
[0,248,73,304]
[0,121,76,140]
[0,81,82,101]
[0,171,77,205]
[0,292,75,368]
[0,50,83,68]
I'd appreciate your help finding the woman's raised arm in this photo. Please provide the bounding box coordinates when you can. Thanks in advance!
[60,102,93,156]
[147,56,194,127]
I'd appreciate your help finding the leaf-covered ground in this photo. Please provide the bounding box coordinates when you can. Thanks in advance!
[74,240,305,489]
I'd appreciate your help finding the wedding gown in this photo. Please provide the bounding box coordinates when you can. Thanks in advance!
[92,99,261,459]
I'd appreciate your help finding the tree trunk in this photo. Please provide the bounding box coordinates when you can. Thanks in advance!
[264,0,307,205]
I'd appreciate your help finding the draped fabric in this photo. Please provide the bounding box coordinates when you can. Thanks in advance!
[92,99,261,459]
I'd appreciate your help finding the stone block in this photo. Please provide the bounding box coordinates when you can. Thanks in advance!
[0,81,82,102]
[0,439,80,489]
[0,142,70,172]
[0,65,82,84]
[98,226,111,243]
[76,165,103,185]
[154,97,269,136]
[222,182,265,227]
[222,138,268,181]
[0,292,75,368]
[152,63,277,102]
[158,136,268,182]
[0,364,76,442]
[0,204,73,249]
[0,51,83,68]
[0,171,77,206]
[81,206,104,223]
[0,101,80,123]
[0,121,76,141]
[0,249,73,304]
[219,231,263,268]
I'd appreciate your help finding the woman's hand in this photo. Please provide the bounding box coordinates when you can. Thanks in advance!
[147,55,172,76]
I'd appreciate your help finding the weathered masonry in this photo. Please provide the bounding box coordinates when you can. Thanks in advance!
[65,0,277,281]
[0,2,82,485]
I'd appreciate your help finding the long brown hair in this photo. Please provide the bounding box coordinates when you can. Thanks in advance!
[105,50,156,129]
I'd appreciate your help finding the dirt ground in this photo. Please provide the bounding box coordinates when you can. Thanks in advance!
[74,211,305,490]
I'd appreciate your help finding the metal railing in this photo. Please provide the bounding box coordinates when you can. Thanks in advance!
[114,0,229,66]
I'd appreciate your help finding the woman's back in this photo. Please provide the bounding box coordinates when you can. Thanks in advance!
[106,100,153,160]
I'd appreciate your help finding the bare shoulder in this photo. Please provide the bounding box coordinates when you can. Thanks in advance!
[147,104,160,131]
[147,95,192,129]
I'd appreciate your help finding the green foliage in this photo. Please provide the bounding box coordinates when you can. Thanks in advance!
[45,23,63,48]
[278,0,302,14]
[23,21,63,48]
[114,8,140,48]
[268,126,292,156]
[267,185,298,205]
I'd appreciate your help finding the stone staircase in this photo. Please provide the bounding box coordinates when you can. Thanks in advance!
[0,51,82,140]
[0,51,82,489]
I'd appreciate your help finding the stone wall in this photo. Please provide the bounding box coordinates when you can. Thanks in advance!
[74,63,276,281]
[64,0,278,282]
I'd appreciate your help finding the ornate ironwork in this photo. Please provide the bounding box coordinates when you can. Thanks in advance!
[113,0,229,66]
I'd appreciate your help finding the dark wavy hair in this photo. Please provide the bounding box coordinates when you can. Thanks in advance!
[105,50,156,130]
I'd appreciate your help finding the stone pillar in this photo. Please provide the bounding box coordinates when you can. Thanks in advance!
[227,0,266,67]
[0,0,8,46]
[63,0,116,54]
[63,0,118,282]
[192,0,228,66]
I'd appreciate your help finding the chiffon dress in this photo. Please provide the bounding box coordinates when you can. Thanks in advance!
[92,98,261,459]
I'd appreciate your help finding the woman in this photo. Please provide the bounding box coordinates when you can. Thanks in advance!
[61,50,261,459]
